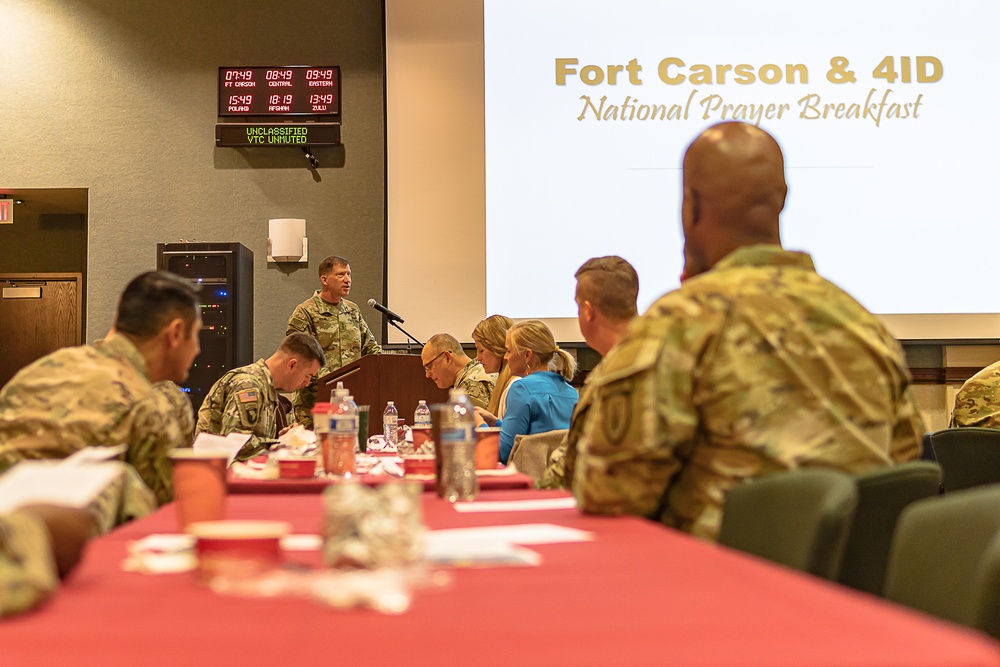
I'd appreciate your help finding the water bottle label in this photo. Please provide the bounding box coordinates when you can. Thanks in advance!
[331,416,357,432]
[440,425,473,444]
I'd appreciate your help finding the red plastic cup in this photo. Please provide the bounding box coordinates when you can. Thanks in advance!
[277,456,317,479]
[187,520,290,581]
[169,449,229,530]
[475,428,501,470]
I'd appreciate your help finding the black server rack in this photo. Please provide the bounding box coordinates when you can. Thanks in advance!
[155,242,253,410]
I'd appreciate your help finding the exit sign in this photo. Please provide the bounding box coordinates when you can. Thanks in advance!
[0,200,12,225]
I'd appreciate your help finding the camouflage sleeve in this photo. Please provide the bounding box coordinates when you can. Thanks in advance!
[891,385,925,462]
[218,376,268,437]
[153,381,195,446]
[124,394,189,505]
[0,511,59,617]
[358,315,382,356]
[78,464,157,533]
[462,378,493,411]
[572,302,703,519]
[540,442,568,489]
[286,303,315,337]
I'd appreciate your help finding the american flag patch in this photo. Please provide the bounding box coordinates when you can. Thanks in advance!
[238,390,258,403]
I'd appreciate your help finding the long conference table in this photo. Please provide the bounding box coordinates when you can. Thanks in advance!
[5,489,1000,666]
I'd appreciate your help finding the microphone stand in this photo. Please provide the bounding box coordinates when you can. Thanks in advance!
[389,319,423,353]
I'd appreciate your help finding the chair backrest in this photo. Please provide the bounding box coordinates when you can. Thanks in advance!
[928,427,1000,492]
[883,484,1000,636]
[508,429,568,485]
[972,534,1000,639]
[836,461,942,595]
[919,432,936,461]
[717,468,858,580]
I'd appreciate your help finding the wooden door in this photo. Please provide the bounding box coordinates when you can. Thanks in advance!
[0,273,82,387]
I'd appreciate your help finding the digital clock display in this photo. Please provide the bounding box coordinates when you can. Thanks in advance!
[218,66,341,116]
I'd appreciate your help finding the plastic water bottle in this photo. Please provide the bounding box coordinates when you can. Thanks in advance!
[414,400,432,427]
[383,401,399,449]
[438,389,479,502]
[323,383,357,476]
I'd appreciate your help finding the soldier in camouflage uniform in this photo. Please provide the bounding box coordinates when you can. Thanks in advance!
[421,333,495,410]
[286,256,382,427]
[569,122,924,541]
[0,505,94,617]
[196,333,324,456]
[542,256,639,489]
[950,361,1000,428]
[0,272,202,506]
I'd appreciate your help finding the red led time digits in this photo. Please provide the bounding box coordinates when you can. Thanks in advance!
[219,66,339,115]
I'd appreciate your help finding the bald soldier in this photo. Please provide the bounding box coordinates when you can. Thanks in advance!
[287,256,382,427]
[0,271,202,505]
[569,122,924,541]
[421,333,495,410]
[196,333,325,453]
[542,256,639,488]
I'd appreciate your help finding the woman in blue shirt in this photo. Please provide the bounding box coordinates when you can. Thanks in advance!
[476,320,578,464]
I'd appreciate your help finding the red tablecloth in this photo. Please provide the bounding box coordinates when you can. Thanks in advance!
[5,491,1000,667]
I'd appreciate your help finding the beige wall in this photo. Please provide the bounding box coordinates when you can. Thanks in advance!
[385,0,488,345]
[0,0,386,357]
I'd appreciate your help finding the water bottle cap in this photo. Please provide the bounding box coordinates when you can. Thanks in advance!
[387,401,394,406]
[418,400,427,405]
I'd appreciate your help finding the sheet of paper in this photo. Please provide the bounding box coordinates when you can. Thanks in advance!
[427,523,593,546]
[193,432,249,467]
[452,496,578,513]
[476,466,517,477]
[423,538,542,567]
[62,444,128,465]
[0,461,124,512]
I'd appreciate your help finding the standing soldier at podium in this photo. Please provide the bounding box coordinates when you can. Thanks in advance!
[287,255,382,427]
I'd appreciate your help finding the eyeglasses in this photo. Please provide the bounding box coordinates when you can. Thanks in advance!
[423,350,446,373]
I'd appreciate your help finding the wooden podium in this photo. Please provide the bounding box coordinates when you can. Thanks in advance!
[316,354,450,423]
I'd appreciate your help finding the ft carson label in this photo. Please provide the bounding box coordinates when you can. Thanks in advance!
[215,123,341,147]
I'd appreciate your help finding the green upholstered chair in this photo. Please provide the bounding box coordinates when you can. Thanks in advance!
[717,468,858,580]
[928,427,1000,493]
[836,461,942,596]
[883,484,1000,638]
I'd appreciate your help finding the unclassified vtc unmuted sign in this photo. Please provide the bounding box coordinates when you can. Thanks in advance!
[215,123,341,147]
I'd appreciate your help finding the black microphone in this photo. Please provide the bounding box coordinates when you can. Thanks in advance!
[367,298,404,323]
